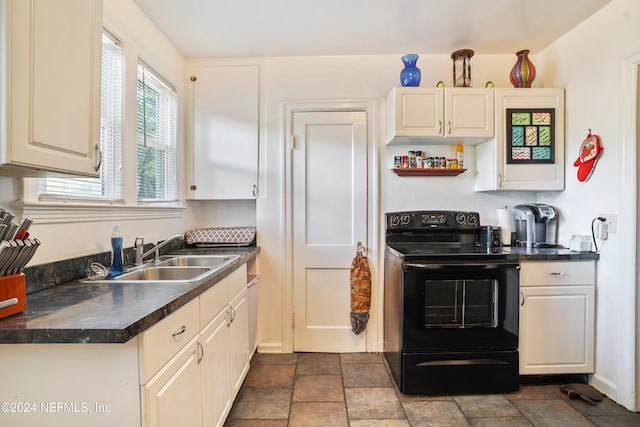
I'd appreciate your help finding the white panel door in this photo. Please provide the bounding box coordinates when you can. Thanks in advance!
[292,111,368,353]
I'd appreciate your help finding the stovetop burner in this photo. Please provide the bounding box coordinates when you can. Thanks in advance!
[385,210,510,260]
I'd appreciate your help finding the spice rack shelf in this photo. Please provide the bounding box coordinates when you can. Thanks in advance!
[392,168,467,177]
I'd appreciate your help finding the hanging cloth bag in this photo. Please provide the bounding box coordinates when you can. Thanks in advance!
[350,244,371,335]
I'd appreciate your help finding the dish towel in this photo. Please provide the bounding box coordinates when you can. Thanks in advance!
[350,246,371,335]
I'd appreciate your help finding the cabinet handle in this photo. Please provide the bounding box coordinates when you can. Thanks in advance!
[549,272,566,278]
[438,121,442,135]
[197,341,204,364]
[230,305,236,323]
[521,291,525,306]
[252,184,258,198]
[447,121,452,135]
[226,306,233,327]
[93,144,102,172]
[498,173,503,188]
[171,325,187,337]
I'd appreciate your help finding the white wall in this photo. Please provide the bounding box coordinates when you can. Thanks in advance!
[254,54,543,354]
[536,0,640,409]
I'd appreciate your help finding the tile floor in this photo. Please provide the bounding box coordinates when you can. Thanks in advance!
[225,352,640,427]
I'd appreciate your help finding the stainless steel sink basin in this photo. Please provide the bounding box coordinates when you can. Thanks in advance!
[155,255,239,268]
[113,266,210,282]
[82,254,239,284]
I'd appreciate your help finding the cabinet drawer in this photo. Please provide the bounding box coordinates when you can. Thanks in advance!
[199,265,247,328]
[139,299,199,384]
[520,261,595,287]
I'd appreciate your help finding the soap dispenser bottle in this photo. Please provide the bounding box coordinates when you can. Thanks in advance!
[111,225,124,277]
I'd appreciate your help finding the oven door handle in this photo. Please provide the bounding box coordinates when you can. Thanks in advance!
[405,262,520,270]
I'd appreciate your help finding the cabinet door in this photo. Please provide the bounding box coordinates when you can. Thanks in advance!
[478,88,564,191]
[520,285,594,375]
[228,288,250,396]
[201,308,232,427]
[386,87,443,142]
[143,336,203,427]
[6,0,102,176]
[190,65,259,200]
[445,88,494,139]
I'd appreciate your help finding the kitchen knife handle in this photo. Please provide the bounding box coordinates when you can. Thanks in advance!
[0,298,18,309]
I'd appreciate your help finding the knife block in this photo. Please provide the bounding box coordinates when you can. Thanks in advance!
[0,273,26,320]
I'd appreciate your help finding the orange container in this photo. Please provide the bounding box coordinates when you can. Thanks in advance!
[0,274,26,320]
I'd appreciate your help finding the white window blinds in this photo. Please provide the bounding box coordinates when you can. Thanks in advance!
[136,60,178,201]
[38,30,124,201]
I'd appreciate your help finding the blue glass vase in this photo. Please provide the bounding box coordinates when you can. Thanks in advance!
[400,54,421,87]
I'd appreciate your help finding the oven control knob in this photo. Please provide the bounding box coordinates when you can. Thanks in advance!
[400,214,411,225]
[455,213,466,224]
[467,214,478,226]
[389,215,400,227]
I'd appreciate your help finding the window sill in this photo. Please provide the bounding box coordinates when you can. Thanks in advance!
[17,201,186,224]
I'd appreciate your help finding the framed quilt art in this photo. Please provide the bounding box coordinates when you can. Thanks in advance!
[506,108,555,164]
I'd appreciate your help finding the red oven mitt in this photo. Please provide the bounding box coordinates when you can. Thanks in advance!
[573,133,603,182]
[350,250,371,335]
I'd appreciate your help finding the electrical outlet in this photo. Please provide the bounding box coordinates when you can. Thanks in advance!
[599,213,617,233]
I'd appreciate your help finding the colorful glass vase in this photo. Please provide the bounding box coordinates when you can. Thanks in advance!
[400,54,421,87]
[509,49,536,88]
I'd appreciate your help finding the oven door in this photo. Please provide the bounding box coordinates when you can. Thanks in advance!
[402,260,519,352]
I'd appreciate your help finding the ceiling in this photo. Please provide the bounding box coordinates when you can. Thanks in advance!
[132,0,612,59]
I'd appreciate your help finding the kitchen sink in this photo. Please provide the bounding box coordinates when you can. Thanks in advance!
[113,266,211,282]
[155,255,239,268]
[82,254,239,284]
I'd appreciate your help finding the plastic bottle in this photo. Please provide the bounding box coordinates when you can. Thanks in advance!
[110,225,124,277]
[456,143,464,169]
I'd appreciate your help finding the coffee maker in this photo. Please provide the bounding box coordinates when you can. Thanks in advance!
[512,204,558,247]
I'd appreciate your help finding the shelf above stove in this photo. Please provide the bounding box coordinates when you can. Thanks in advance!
[392,168,467,177]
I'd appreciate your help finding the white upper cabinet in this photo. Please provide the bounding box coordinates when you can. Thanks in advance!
[1,0,102,177]
[386,87,494,144]
[475,88,565,191]
[188,65,259,200]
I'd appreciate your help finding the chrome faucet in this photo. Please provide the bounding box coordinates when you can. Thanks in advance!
[139,234,184,263]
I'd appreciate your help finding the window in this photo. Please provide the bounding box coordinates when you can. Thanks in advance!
[38,30,124,201]
[136,60,178,201]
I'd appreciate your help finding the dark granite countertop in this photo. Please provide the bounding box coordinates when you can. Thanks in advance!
[0,247,258,344]
[503,246,600,261]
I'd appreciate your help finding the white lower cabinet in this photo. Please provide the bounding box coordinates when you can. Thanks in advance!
[201,309,233,427]
[133,263,251,427]
[0,264,251,427]
[143,336,203,427]
[200,278,249,427]
[229,289,250,395]
[519,260,595,375]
